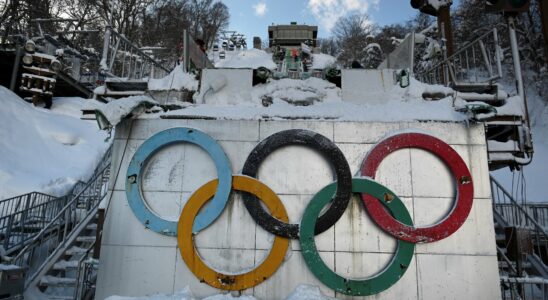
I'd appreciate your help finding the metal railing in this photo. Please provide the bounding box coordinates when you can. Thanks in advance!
[74,242,98,300]
[100,26,171,81]
[500,276,548,300]
[496,203,548,230]
[416,28,503,86]
[0,193,68,255]
[491,176,548,261]
[11,161,110,286]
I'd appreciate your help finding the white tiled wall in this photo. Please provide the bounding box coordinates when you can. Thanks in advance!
[95,119,500,300]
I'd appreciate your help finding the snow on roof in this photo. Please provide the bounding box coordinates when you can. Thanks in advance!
[151,77,467,122]
[214,49,276,69]
[0,87,110,199]
[311,53,336,69]
[148,65,199,91]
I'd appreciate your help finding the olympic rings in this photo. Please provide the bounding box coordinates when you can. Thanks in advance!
[124,127,476,295]
[126,127,232,236]
[360,133,474,243]
[300,178,414,296]
[242,129,352,239]
[177,175,289,291]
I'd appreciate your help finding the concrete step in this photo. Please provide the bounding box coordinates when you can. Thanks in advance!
[76,236,96,243]
[40,275,76,287]
[53,260,79,271]
[65,246,90,256]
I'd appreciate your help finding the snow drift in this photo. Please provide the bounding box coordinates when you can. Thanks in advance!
[0,87,110,199]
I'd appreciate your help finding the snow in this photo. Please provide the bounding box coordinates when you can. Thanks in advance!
[156,77,467,122]
[148,65,198,91]
[427,0,451,10]
[83,96,158,129]
[104,285,334,300]
[311,53,336,69]
[0,87,110,200]
[213,49,276,69]
[0,264,21,270]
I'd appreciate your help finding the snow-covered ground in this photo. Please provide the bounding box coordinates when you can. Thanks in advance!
[213,48,276,69]
[0,87,110,199]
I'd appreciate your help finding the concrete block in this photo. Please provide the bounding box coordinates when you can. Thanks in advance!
[186,120,260,142]
[95,245,177,299]
[342,69,396,105]
[334,122,406,144]
[416,254,501,300]
[126,119,189,140]
[253,250,336,300]
[415,198,496,255]
[334,196,413,253]
[333,252,418,300]
[252,145,335,195]
[254,194,335,252]
[406,122,486,145]
[173,248,255,298]
[101,191,178,247]
[193,193,257,250]
[259,120,334,141]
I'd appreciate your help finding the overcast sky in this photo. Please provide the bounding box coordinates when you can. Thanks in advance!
[223,0,421,44]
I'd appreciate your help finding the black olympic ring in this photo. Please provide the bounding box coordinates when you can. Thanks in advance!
[241,129,352,239]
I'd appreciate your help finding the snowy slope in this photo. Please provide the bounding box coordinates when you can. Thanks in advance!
[0,87,110,199]
[148,65,198,91]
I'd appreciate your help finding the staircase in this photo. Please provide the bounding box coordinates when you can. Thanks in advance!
[415,28,533,171]
[0,145,112,299]
[491,175,548,299]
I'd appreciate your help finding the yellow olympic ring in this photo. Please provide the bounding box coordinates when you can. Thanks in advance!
[177,175,290,290]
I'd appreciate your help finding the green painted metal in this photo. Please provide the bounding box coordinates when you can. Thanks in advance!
[299,178,415,296]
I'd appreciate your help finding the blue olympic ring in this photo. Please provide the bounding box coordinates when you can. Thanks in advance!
[126,127,232,236]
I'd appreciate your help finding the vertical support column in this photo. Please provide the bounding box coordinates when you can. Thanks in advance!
[183,29,190,73]
[539,0,548,63]
[438,5,454,58]
[10,44,22,91]
[100,26,112,73]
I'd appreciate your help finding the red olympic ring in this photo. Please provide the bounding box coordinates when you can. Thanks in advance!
[360,133,474,243]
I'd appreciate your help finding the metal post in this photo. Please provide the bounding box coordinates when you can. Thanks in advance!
[438,5,454,57]
[508,16,525,100]
[100,26,112,72]
[507,15,533,136]
[183,29,190,73]
[10,45,23,91]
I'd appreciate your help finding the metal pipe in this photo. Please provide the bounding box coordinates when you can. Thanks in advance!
[100,26,112,72]
[9,44,22,91]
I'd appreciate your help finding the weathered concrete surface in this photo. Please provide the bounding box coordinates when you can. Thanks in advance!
[96,119,500,299]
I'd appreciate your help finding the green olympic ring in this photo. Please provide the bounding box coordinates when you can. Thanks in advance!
[300,177,415,296]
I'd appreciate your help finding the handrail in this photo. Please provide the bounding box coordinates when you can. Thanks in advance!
[74,241,97,299]
[12,163,109,263]
[107,28,170,74]
[99,26,171,81]
[491,175,547,236]
[416,28,502,86]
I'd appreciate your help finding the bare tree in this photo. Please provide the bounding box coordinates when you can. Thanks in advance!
[332,13,374,66]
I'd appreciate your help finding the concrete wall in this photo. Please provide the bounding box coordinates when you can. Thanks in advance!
[341,70,397,105]
[96,119,501,299]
